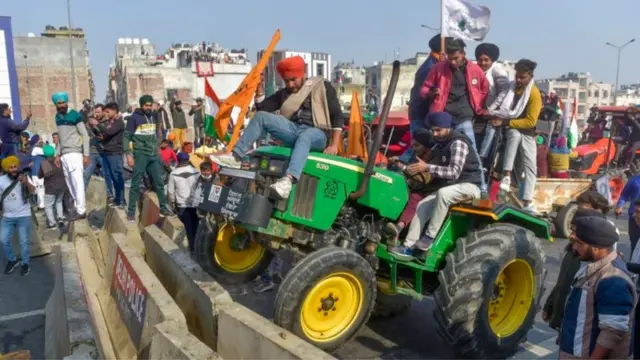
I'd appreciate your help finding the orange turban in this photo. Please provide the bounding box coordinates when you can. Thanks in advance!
[276,56,306,79]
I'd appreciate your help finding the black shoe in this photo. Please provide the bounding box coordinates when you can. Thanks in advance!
[4,260,19,274]
[107,197,115,206]
[160,208,175,217]
[20,264,30,276]
[46,224,58,230]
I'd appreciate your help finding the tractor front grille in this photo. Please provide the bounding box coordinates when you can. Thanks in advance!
[291,174,318,219]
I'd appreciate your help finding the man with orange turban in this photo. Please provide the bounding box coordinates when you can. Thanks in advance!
[210,56,344,199]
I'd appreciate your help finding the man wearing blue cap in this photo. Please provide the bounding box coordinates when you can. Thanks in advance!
[52,91,90,220]
[391,112,482,257]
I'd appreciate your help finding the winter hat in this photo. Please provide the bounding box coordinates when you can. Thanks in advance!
[475,43,500,62]
[177,152,190,163]
[427,112,453,128]
[139,94,154,107]
[413,128,434,148]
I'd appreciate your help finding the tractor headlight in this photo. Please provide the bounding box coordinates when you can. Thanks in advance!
[268,159,285,174]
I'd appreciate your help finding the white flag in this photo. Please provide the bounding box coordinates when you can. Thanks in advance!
[442,0,491,41]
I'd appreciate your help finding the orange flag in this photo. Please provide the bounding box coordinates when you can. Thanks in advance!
[339,91,369,161]
[214,29,281,151]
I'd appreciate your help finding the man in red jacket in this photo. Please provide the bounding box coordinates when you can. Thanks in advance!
[420,38,489,196]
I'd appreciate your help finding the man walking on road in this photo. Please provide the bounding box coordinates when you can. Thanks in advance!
[0,156,36,276]
[52,91,90,220]
[123,95,175,222]
[0,104,32,159]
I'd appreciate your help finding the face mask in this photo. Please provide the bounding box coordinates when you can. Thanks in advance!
[201,174,212,180]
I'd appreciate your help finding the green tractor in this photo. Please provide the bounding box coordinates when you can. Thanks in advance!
[195,61,550,358]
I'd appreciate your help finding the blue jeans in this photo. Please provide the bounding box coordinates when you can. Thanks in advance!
[1,143,18,159]
[162,130,168,140]
[84,153,109,194]
[454,119,487,193]
[233,112,327,179]
[1,216,32,265]
[101,154,125,205]
[478,124,496,158]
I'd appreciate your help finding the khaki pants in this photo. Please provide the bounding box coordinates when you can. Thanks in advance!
[404,182,481,246]
[173,128,187,149]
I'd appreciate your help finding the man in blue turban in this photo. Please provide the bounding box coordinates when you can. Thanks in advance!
[52,91,91,220]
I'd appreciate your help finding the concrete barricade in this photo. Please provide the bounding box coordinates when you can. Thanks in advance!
[142,225,233,350]
[98,232,188,358]
[140,192,187,249]
[44,243,100,359]
[148,320,221,360]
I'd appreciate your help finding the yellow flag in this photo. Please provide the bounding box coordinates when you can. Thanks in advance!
[214,30,281,151]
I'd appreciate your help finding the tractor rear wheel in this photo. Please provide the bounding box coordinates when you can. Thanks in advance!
[371,281,413,318]
[434,224,546,359]
[555,202,578,239]
[194,216,273,285]
[274,247,376,352]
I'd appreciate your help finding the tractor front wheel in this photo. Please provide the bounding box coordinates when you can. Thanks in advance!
[434,224,546,359]
[274,247,376,352]
[194,216,273,285]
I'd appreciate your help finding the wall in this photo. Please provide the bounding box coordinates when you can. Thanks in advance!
[13,35,92,134]
[0,17,21,121]
[373,63,415,111]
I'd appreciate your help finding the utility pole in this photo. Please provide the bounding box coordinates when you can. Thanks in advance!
[606,38,635,105]
[66,0,78,108]
[23,55,32,111]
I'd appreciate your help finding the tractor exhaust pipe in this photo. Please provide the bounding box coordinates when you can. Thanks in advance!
[350,60,401,200]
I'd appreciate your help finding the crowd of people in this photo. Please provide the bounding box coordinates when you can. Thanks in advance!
[0,90,224,276]
[1,30,640,357]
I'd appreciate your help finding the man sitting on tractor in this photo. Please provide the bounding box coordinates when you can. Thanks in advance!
[390,112,482,257]
[210,56,344,199]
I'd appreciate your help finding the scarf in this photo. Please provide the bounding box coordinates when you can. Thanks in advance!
[488,79,534,119]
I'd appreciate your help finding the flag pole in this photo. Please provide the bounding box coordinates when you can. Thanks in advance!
[440,0,446,53]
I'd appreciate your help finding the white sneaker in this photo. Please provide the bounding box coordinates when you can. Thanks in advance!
[269,177,293,199]
[499,176,511,192]
[522,202,537,214]
[209,153,241,169]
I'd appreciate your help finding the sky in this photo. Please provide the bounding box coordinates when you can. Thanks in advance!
[5,0,640,101]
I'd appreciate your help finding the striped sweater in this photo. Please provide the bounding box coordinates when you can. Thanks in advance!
[559,252,636,359]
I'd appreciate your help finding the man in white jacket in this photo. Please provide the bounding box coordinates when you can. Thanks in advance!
[167,152,200,252]
[475,43,511,160]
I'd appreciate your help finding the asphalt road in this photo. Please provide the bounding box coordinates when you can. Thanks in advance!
[227,212,634,359]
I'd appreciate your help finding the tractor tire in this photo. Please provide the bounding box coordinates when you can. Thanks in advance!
[194,216,273,285]
[554,202,578,239]
[274,247,376,352]
[372,289,413,318]
[434,224,546,359]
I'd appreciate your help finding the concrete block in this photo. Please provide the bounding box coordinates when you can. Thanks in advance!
[45,243,100,359]
[148,321,222,360]
[73,227,116,359]
[143,225,232,351]
[11,213,52,259]
[217,303,335,360]
[85,177,107,215]
[141,191,187,249]
[68,219,105,277]
[161,214,188,249]
[103,206,144,254]
[98,232,187,359]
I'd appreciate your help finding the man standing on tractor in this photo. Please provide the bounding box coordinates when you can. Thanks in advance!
[390,112,482,256]
[400,33,450,163]
[489,59,542,211]
[419,38,489,197]
[559,216,635,359]
[210,56,344,200]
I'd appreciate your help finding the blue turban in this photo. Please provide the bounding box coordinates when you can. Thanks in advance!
[52,91,69,104]
[427,112,453,129]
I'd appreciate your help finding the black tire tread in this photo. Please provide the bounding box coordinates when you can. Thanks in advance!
[433,224,546,359]
[555,202,578,239]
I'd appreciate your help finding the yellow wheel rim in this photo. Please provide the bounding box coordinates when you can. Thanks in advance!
[488,259,534,338]
[214,224,265,273]
[300,272,364,343]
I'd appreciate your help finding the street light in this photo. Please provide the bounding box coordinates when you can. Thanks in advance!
[421,24,440,32]
[606,38,635,105]
[66,0,78,108]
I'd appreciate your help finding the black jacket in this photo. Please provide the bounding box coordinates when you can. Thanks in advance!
[432,130,482,187]
[256,81,344,129]
[96,117,125,155]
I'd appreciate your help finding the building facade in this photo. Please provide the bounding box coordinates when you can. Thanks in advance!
[257,49,332,91]
[614,83,640,106]
[536,72,613,120]
[108,39,251,111]
[333,62,366,110]
[12,25,94,137]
